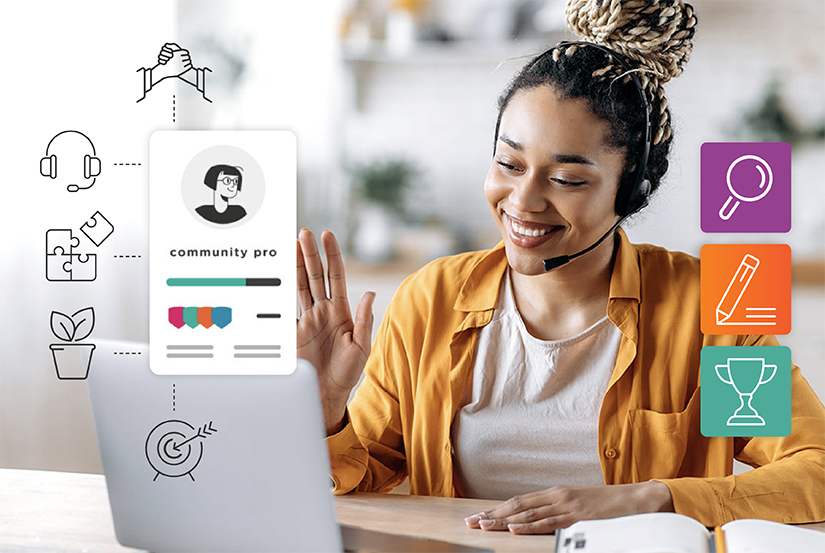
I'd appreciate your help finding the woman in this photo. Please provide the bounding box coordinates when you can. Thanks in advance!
[297,0,825,535]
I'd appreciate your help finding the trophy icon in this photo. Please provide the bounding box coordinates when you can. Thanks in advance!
[715,357,776,426]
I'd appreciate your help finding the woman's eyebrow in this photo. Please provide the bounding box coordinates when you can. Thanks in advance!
[498,135,596,166]
[498,135,522,151]
[553,153,596,166]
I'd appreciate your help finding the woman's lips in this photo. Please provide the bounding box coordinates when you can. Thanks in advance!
[504,213,562,249]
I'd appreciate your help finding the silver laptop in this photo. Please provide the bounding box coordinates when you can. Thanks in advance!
[86,339,342,552]
[86,340,491,553]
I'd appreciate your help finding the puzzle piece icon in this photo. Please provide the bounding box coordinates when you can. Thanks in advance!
[45,229,97,281]
[46,229,80,256]
[80,211,114,247]
[68,253,97,281]
[46,252,73,281]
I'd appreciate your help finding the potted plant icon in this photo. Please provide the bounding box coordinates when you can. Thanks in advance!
[49,307,95,380]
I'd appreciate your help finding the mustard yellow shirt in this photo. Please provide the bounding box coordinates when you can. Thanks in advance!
[327,228,825,526]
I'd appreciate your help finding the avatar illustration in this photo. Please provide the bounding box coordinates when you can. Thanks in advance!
[196,164,247,224]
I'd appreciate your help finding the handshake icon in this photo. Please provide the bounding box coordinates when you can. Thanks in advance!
[137,42,211,103]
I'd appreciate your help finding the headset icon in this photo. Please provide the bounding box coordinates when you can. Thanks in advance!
[40,130,102,192]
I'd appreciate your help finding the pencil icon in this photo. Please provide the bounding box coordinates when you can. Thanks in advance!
[716,254,760,324]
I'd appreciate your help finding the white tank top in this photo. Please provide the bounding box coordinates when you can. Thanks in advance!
[451,269,622,500]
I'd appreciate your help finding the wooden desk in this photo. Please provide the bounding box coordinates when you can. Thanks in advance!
[3,469,823,553]
[0,469,548,552]
[337,493,551,552]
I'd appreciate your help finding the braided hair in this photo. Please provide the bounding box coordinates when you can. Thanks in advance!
[494,0,698,213]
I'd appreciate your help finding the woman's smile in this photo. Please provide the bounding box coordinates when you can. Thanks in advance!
[503,212,564,249]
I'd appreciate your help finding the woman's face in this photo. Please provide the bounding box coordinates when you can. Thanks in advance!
[484,85,627,276]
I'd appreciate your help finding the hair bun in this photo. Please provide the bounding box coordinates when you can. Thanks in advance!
[565,0,697,83]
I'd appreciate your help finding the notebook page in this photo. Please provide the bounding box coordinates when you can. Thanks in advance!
[556,513,708,553]
[722,519,825,553]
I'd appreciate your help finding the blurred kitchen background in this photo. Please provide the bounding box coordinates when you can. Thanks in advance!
[2,0,823,475]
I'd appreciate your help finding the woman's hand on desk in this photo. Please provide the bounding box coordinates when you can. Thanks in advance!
[297,229,376,435]
[464,482,673,535]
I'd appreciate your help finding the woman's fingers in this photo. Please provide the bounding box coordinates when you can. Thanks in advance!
[298,229,328,302]
[321,230,348,303]
[507,514,573,535]
[352,291,376,353]
[465,492,551,530]
[486,493,545,520]
[495,505,559,526]
[296,239,313,312]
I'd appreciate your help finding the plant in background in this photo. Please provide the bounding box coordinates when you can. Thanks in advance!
[743,80,797,143]
[49,307,96,380]
[734,78,825,146]
[351,158,419,215]
[349,158,419,261]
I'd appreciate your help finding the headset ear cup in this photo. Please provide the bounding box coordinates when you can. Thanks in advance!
[638,179,651,206]
[618,177,652,216]
[85,155,102,178]
[40,154,57,178]
[630,179,652,213]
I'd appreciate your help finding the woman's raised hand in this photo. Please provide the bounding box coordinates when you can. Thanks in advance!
[297,229,375,435]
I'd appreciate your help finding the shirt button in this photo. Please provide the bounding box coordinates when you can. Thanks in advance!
[604,447,618,459]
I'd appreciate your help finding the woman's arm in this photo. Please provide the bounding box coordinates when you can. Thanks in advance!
[296,229,411,494]
[325,307,410,494]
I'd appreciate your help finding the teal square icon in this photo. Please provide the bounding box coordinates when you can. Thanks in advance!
[701,346,791,437]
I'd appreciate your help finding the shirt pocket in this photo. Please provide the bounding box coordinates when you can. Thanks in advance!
[627,388,700,481]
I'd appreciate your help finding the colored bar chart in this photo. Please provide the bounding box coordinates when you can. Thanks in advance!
[166,278,281,287]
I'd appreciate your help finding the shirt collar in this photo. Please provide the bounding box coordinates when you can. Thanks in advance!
[454,227,640,313]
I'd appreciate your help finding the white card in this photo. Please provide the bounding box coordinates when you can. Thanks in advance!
[149,131,296,375]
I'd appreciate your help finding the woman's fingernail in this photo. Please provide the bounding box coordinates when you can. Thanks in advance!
[479,519,495,528]
[508,523,522,532]
[465,515,480,524]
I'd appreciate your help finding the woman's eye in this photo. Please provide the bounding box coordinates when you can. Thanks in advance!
[497,160,522,173]
[552,177,587,187]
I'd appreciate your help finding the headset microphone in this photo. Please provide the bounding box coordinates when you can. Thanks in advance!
[542,211,635,271]
[537,40,654,272]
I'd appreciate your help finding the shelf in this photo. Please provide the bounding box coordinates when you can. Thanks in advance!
[341,38,561,65]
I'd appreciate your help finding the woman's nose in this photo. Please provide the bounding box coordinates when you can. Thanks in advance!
[509,172,550,213]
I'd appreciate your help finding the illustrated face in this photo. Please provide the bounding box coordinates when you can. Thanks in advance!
[216,171,240,199]
[484,86,626,276]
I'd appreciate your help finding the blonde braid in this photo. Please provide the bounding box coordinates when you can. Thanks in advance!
[564,0,697,144]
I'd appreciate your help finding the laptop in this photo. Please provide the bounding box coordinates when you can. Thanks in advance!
[85,340,490,552]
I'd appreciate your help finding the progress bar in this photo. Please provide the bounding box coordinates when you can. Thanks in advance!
[166,278,281,287]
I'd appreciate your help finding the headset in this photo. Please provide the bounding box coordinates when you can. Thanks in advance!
[494,40,654,271]
[40,130,102,192]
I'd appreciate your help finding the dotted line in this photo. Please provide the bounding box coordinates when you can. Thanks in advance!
[113,255,142,258]
[114,352,142,355]
[173,94,176,123]
[173,383,176,412]
[113,163,142,166]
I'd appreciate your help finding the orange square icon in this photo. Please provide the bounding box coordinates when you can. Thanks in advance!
[701,244,791,335]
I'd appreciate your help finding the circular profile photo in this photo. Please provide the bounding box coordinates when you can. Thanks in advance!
[181,145,266,229]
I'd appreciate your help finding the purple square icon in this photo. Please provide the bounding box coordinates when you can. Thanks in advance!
[701,142,791,233]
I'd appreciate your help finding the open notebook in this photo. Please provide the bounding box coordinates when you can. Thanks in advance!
[554,513,824,553]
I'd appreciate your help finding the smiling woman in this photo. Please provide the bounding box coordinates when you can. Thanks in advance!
[296,0,825,537]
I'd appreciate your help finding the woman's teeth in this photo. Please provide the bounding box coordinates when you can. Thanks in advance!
[513,224,553,237]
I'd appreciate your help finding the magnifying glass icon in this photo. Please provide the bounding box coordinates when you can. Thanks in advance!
[718,154,773,220]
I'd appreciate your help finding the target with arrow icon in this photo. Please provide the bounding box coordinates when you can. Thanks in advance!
[145,419,217,481]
